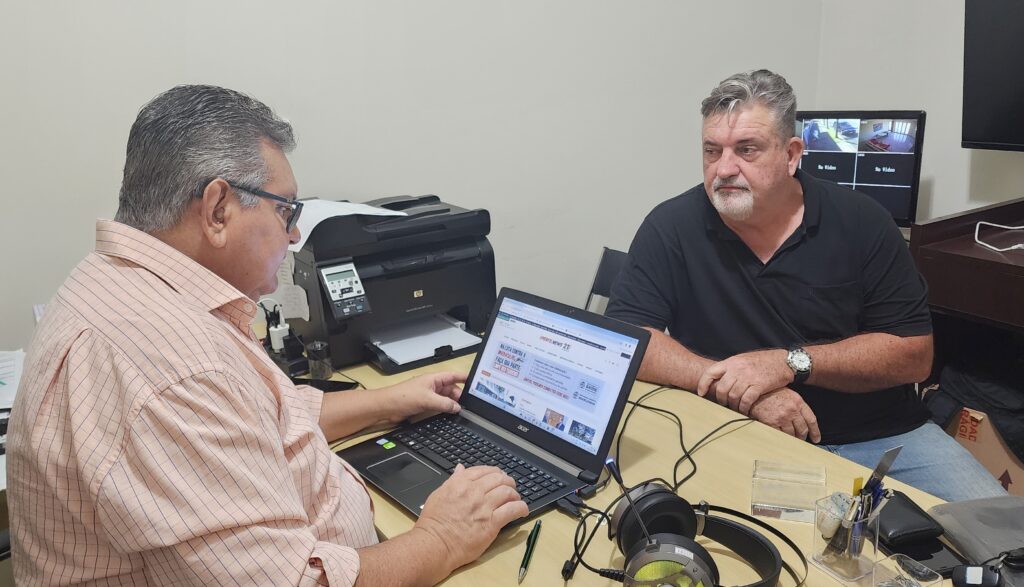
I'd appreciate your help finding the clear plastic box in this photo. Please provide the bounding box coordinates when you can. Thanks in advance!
[750,460,826,523]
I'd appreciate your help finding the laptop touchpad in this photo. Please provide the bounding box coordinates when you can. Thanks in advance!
[368,452,442,494]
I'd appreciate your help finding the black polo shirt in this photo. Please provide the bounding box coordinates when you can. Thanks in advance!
[607,170,932,444]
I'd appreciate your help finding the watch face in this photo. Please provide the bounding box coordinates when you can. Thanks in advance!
[789,350,811,372]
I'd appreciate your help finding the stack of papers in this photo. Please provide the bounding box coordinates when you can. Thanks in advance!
[0,349,25,409]
[1,349,23,490]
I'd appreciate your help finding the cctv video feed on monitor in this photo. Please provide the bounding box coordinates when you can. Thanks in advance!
[795,110,926,227]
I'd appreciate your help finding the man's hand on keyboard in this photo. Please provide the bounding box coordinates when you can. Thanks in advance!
[384,371,467,424]
[414,464,529,574]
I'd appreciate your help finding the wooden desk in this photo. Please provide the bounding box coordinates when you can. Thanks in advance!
[334,357,950,586]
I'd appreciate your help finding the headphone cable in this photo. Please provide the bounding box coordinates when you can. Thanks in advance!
[673,417,753,491]
[564,388,786,584]
[564,476,674,582]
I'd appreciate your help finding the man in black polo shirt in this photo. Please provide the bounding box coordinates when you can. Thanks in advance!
[607,69,1004,501]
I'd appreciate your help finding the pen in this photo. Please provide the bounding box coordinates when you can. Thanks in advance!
[519,520,541,584]
[865,489,895,524]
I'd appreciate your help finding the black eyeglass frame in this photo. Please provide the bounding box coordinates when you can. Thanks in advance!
[226,181,303,232]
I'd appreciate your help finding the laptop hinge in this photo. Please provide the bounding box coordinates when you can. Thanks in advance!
[459,411,584,478]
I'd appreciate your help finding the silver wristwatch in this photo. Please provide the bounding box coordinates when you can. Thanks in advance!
[786,347,812,384]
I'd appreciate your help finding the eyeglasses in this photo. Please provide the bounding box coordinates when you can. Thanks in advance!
[224,181,303,233]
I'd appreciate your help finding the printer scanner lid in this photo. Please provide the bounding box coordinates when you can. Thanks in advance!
[303,195,490,260]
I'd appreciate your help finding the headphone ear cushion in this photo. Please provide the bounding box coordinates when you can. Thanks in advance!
[624,533,720,587]
[616,489,699,555]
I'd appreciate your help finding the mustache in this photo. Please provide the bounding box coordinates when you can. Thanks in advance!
[712,178,750,192]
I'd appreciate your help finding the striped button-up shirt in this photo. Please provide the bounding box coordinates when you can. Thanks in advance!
[9,220,378,586]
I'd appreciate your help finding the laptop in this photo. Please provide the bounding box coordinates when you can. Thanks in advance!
[336,288,650,519]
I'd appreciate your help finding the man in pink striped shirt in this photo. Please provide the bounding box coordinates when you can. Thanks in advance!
[8,85,527,586]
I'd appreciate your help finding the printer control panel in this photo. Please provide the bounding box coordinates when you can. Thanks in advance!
[320,262,371,319]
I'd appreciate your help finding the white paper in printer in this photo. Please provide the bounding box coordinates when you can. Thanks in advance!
[288,198,407,253]
[370,315,482,366]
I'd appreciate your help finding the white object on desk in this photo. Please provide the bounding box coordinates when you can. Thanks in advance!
[0,349,25,410]
[0,349,21,493]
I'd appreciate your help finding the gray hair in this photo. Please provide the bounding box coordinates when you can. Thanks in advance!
[115,85,296,233]
[700,69,797,142]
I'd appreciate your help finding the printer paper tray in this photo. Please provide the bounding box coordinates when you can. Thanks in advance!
[368,314,482,369]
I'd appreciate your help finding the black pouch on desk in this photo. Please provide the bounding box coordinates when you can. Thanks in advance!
[879,491,944,548]
[880,491,966,578]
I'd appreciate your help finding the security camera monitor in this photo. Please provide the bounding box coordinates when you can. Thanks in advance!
[796,110,926,227]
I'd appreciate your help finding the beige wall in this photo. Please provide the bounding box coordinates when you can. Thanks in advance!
[2,0,1022,352]
[816,0,1024,220]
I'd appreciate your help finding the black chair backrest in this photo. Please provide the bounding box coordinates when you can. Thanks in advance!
[586,247,628,311]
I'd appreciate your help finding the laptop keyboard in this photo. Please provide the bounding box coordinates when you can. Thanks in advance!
[391,417,568,505]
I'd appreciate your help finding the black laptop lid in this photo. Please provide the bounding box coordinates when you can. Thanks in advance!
[460,288,649,479]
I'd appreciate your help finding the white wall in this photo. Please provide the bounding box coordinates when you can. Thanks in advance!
[0,1,822,350]
[5,1,1023,352]
[816,0,1024,220]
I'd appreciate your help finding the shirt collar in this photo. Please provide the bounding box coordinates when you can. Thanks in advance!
[93,220,257,322]
[702,168,821,239]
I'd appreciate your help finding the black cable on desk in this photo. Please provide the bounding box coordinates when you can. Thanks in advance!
[614,386,671,464]
[564,387,758,581]
[565,475,675,581]
[672,416,753,491]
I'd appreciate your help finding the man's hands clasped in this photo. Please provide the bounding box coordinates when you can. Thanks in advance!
[696,349,793,413]
[696,349,821,443]
[748,388,821,443]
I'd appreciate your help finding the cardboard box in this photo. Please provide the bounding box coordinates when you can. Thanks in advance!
[945,407,1024,496]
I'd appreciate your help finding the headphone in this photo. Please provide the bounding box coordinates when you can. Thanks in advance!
[606,481,802,587]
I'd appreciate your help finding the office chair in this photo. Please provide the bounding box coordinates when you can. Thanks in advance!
[585,247,628,314]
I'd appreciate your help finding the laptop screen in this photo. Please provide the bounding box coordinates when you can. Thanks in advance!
[467,296,641,455]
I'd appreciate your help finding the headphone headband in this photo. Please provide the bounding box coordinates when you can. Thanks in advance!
[609,483,782,587]
[700,513,782,587]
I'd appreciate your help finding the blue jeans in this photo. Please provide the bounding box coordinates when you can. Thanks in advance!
[820,422,1007,502]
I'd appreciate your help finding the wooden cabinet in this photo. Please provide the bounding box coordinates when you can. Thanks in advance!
[911,198,1024,383]
[911,197,1024,332]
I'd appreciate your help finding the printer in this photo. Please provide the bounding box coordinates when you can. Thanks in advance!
[290,195,496,374]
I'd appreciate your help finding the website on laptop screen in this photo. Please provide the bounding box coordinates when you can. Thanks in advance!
[467,298,640,455]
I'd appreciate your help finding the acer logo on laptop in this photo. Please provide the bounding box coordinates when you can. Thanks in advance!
[517,424,530,433]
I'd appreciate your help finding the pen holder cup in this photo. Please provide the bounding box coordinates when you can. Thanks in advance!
[812,493,880,583]
[306,341,333,380]
[873,553,941,586]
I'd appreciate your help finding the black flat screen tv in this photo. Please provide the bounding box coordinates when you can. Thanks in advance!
[963,1,1024,151]
[795,110,926,227]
